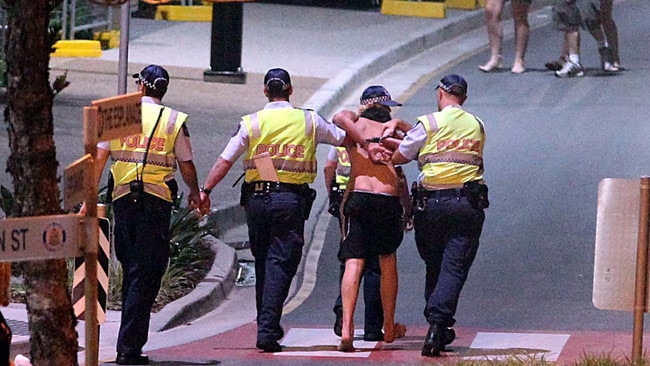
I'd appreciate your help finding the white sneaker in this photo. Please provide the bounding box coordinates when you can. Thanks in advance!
[599,47,620,72]
[555,61,584,78]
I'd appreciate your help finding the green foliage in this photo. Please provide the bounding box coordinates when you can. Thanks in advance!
[0,185,15,217]
[447,354,650,366]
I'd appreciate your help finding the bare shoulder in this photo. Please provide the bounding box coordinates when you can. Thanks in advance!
[357,117,385,136]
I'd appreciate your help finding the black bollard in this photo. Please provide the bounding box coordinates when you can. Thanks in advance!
[203,1,247,84]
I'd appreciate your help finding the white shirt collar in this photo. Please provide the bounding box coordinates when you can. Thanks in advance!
[142,96,161,105]
[264,101,292,109]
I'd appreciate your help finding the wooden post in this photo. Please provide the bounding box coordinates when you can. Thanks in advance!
[83,106,100,366]
[632,176,650,363]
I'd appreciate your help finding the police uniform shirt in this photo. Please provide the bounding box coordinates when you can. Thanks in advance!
[220,101,346,163]
[396,121,427,162]
[326,146,338,164]
[97,96,194,162]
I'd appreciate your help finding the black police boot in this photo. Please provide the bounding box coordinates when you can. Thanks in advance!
[443,327,456,345]
[421,324,445,357]
[333,308,343,337]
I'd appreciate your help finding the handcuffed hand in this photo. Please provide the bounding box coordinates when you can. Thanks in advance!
[366,142,392,163]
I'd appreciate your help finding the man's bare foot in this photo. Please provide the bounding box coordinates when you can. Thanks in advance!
[383,322,407,343]
[338,339,355,352]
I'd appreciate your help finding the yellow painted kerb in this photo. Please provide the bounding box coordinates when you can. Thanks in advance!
[381,0,446,18]
[51,40,102,58]
[155,5,212,21]
[446,0,479,9]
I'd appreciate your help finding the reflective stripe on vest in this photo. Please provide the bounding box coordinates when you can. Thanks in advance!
[109,103,186,202]
[242,108,317,184]
[417,108,484,187]
[335,146,350,187]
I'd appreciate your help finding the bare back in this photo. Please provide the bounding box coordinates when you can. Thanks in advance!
[343,117,400,196]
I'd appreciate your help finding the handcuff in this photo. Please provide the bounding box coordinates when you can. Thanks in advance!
[365,136,385,143]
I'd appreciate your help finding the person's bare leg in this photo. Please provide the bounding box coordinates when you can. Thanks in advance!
[511,0,530,73]
[339,258,364,352]
[564,31,580,56]
[379,253,406,343]
[479,0,504,72]
[599,0,620,66]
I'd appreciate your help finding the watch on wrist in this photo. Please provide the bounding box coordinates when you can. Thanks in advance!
[200,185,212,194]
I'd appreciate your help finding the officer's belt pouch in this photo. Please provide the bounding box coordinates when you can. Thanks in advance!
[106,173,115,204]
[327,181,344,217]
[463,180,489,209]
[165,179,178,201]
[240,182,249,207]
[300,185,317,220]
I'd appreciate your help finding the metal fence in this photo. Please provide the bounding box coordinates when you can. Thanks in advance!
[58,0,116,40]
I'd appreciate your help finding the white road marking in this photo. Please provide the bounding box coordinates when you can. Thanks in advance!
[467,332,570,361]
[278,328,377,358]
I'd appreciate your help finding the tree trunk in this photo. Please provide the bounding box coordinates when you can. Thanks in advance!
[3,0,79,364]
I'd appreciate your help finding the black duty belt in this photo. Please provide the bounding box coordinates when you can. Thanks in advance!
[247,181,304,194]
[419,187,467,199]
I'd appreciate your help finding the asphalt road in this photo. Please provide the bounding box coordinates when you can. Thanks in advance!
[285,0,650,340]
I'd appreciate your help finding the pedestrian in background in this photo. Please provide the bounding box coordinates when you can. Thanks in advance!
[549,0,620,77]
[391,74,488,357]
[92,64,202,365]
[479,0,531,73]
[199,68,391,353]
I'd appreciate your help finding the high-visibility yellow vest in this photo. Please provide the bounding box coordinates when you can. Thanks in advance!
[334,147,350,189]
[109,102,187,202]
[417,107,485,188]
[242,108,317,184]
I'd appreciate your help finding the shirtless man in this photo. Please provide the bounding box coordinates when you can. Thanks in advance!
[332,91,412,352]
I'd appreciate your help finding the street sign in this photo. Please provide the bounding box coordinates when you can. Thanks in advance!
[0,215,84,262]
[64,154,93,212]
[92,91,142,141]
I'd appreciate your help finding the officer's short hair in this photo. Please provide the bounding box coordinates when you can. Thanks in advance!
[435,74,468,97]
[264,68,291,98]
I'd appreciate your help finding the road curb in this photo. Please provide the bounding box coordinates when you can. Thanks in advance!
[150,236,238,332]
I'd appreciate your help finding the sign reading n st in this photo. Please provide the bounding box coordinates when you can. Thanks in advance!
[92,91,142,142]
[0,215,84,262]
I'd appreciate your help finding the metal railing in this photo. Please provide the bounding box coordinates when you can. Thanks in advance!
[59,0,115,40]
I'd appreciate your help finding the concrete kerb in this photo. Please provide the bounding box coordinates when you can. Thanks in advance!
[150,236,237,332]
[304,8,487,118]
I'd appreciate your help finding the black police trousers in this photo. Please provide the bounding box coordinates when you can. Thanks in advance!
[112,192,172,355]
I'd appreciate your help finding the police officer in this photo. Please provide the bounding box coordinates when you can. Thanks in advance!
[199,68,389,353]
[93,64,201,365]
[391,74,488,357]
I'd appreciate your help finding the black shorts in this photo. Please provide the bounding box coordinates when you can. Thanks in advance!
[339,192,404,260]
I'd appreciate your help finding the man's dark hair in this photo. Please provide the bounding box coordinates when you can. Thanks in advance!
[145,85,166,100]
[266,88,291,100]
[360,105,392,123]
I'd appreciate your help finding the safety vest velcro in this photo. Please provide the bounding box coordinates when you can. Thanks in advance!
[242,108,317,184]
[417,107,485,188]
[335,146,350,188]
[109,103,186,202]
